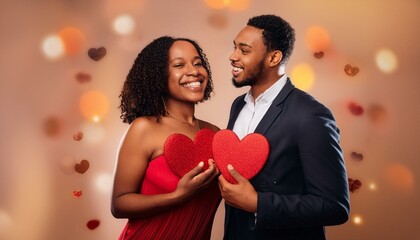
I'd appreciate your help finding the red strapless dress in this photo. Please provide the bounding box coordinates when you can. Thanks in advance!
[118,155,221,240]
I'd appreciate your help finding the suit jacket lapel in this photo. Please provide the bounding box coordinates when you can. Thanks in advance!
[227,94,246,129]
[254,78,295,135]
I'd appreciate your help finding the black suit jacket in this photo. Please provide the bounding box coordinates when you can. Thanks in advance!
[224,79,350,240]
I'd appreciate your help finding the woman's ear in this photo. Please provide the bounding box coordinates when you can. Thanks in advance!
[268,50,282,67]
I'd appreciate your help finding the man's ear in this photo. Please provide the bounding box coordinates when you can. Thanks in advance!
[268,50,282,67]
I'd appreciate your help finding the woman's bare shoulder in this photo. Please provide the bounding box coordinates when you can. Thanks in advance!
[123,116,161,139]
[198,119,220,132]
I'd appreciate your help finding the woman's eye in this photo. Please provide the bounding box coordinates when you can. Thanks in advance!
[194,62,203,66]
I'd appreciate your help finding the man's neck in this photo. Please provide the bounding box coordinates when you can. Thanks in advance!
[250,65,285,99]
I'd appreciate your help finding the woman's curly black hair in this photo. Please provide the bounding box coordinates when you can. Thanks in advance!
[119,36,213,124]
[247,15,295,64]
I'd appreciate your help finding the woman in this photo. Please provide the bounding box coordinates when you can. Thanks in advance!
[111,36,221,240]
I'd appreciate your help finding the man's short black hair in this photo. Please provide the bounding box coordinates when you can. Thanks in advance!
[247,14,295,64]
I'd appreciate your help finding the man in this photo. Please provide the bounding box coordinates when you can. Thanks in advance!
[218,14,350,240]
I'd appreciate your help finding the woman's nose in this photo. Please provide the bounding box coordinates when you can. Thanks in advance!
[186,63,198,75]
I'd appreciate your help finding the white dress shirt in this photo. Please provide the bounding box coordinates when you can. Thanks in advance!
[232,75,287,140]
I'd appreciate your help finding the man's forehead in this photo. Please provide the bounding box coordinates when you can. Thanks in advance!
[234,26,264,46]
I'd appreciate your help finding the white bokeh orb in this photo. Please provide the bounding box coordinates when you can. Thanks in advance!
[113,14,135,35]
[41,35,65,60]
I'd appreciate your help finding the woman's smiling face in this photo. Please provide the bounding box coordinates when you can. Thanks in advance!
[167,40,208,103]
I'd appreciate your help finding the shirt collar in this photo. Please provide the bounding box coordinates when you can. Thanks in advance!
[244,74,288,104]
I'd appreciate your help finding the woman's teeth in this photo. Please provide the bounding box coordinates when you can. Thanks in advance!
[182,81,201,88]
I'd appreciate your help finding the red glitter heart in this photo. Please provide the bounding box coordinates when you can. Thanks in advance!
[43,116,62,137]
[88,47,107,61]
[314,51,324,59]
[351,152,363,161]
[73,131,83,141]
[86,219,100,230]
[73,190,82,198]
[348,178,362,193]
[164,129,216,178]
[348,101,364,116]
[75,72,91,83]
[212,130,269,184]
[74,159,90,174]
[344,64,359,76]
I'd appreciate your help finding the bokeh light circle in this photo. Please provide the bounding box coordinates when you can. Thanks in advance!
[305,26,330,52]
[58,27,86,55]
[95,173,113,194]
[113,14,135,35]
[369,182,377,191]
[204,0,230,9]
[375,49,398,73]
[0,210,12,232]
[353,214,364,226]
[79,91,109,122]
[227,0,250,11]
[291,63,315,91]
[59,155,76,175]
[81,122,106,144]
[385,163,414,191]
[41,35,65,60]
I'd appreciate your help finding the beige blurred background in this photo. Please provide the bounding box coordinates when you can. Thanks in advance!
[1,0,420,239]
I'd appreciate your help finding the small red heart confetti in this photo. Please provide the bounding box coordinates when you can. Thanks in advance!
[43,116,62,137]
[348,178,362,193]
[314,51,324,59]
[344,64,359,76]
[213,130,269,184]
[88,47,107,61]
[348,101,364,116]
[75,72,91,83]
[74,159,90,174]
[165,129,215,177]
[86,219,100,230]
[73,190,82,198]
[351,152,363,161]
[73,132,84,141]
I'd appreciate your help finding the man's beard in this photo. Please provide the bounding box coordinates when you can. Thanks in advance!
[231,60,264,88]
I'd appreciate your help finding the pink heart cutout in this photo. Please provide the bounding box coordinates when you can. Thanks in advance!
[164,129,215,178]
[213,129,269,184]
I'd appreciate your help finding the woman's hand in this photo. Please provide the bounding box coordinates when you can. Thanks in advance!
[175,159,219,200]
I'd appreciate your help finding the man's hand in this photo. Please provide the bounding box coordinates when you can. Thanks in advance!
[218,164,258,213]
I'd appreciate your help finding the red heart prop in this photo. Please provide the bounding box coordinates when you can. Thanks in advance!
[212,130,269,184]
[164,129,215,178]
